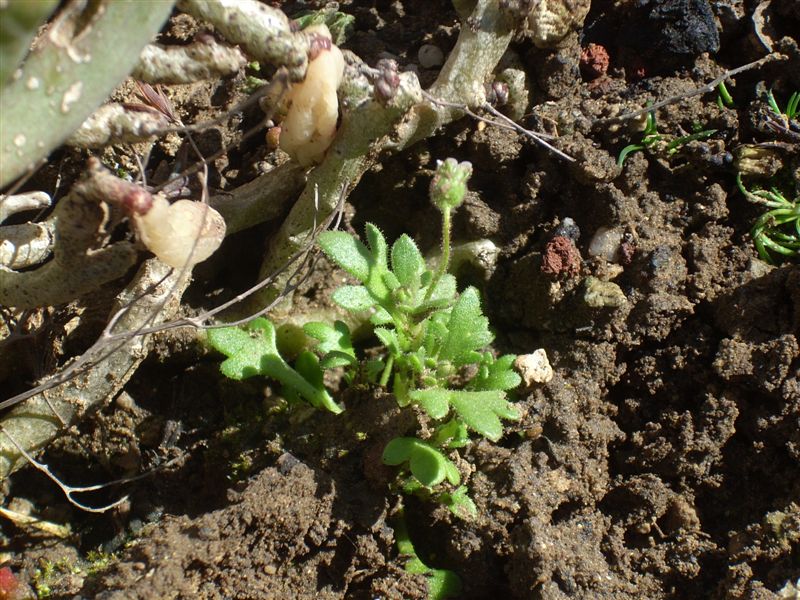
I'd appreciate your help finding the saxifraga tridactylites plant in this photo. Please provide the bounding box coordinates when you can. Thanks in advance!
[208,158,521,518]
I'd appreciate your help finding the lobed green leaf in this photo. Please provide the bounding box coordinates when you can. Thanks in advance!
[439,287,493,366]
[409,388,450,420]
[303,320,356,364]
[207,318,342,413]
[471,354,522,391]
[448,389,518,442]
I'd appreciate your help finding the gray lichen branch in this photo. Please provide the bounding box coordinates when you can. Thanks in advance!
[0,258,189,480]
[176,0,310,81]
[0,163,143,309]
[132,36,248,85]
[66,102,170,148]
[0,190,51,223]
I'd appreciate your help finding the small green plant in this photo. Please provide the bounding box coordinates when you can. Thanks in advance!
[716,81,735,109]
[617,109,718,166]
[207,317,343,414]
[737,174,800,263]
[766,89,800,124]
[208,158,520,517]
[315,158,519,512]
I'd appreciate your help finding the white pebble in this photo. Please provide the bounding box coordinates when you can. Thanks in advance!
[515,349,554,385]
[588,226,623,262]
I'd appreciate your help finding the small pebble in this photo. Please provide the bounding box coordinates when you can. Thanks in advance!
[418,44,444,69]
[588,226,624,263]
[514,349,554,386]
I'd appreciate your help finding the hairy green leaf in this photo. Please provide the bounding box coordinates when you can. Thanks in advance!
[318,230,371,282]
[374,327,400,354]
[382,437,458,487]
[440,485,478,521]
[439,287,493,365]
[409,388,450,419]
[471,354,521,391]
[303,320,356,365]
[207,318,341,414]
[391,234,426,288]
[416,273,457,312]
[448,389,518,441]
[332,285,375,311]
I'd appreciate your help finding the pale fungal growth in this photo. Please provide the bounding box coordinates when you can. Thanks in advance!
[67,103,170,148]
[515,349,554,385]
[583,276,626,308]
[734,145,784,178]
[526,0,592,48]
[279,25,345,166]
[132,37,248,84]
[132,196,226,268]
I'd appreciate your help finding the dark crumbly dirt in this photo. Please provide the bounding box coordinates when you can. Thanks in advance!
[2,0,800,599]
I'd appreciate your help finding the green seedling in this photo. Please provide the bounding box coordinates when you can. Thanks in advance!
[208,158,520,518]
[207,318,342,414]
[716,81,734,109]
[293,6,355,45]
[766,89,800,124]
[315,159,519,507]
[737,174,800,264]
[617,110,718,166]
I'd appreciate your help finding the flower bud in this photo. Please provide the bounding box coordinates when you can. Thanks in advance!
[429,158,472,212]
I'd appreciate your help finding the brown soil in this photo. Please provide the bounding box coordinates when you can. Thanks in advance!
[2,1,800,599]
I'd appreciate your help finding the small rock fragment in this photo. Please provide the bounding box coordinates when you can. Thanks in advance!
[580,43,610,80]
[541,235,581,277]
[418,44,444,69]
[588,226,624,263]
[515,349,554,385]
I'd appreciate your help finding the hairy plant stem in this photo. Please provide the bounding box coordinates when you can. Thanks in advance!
[379,354,395,387]
[424,208,452,304]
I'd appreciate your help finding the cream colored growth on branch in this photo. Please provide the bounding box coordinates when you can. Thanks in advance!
[279,25,345,166]
[133,196,226,268]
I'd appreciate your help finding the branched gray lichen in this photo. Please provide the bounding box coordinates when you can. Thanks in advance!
[176,0,310,81]
[132,36,247,84]
[0,167,138,309]
[66,102,170,148]
[0,159,308,477]
[0,191,51,223]
[0,0,175,187]
[0,258,189,479]
[0,222,52,269]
